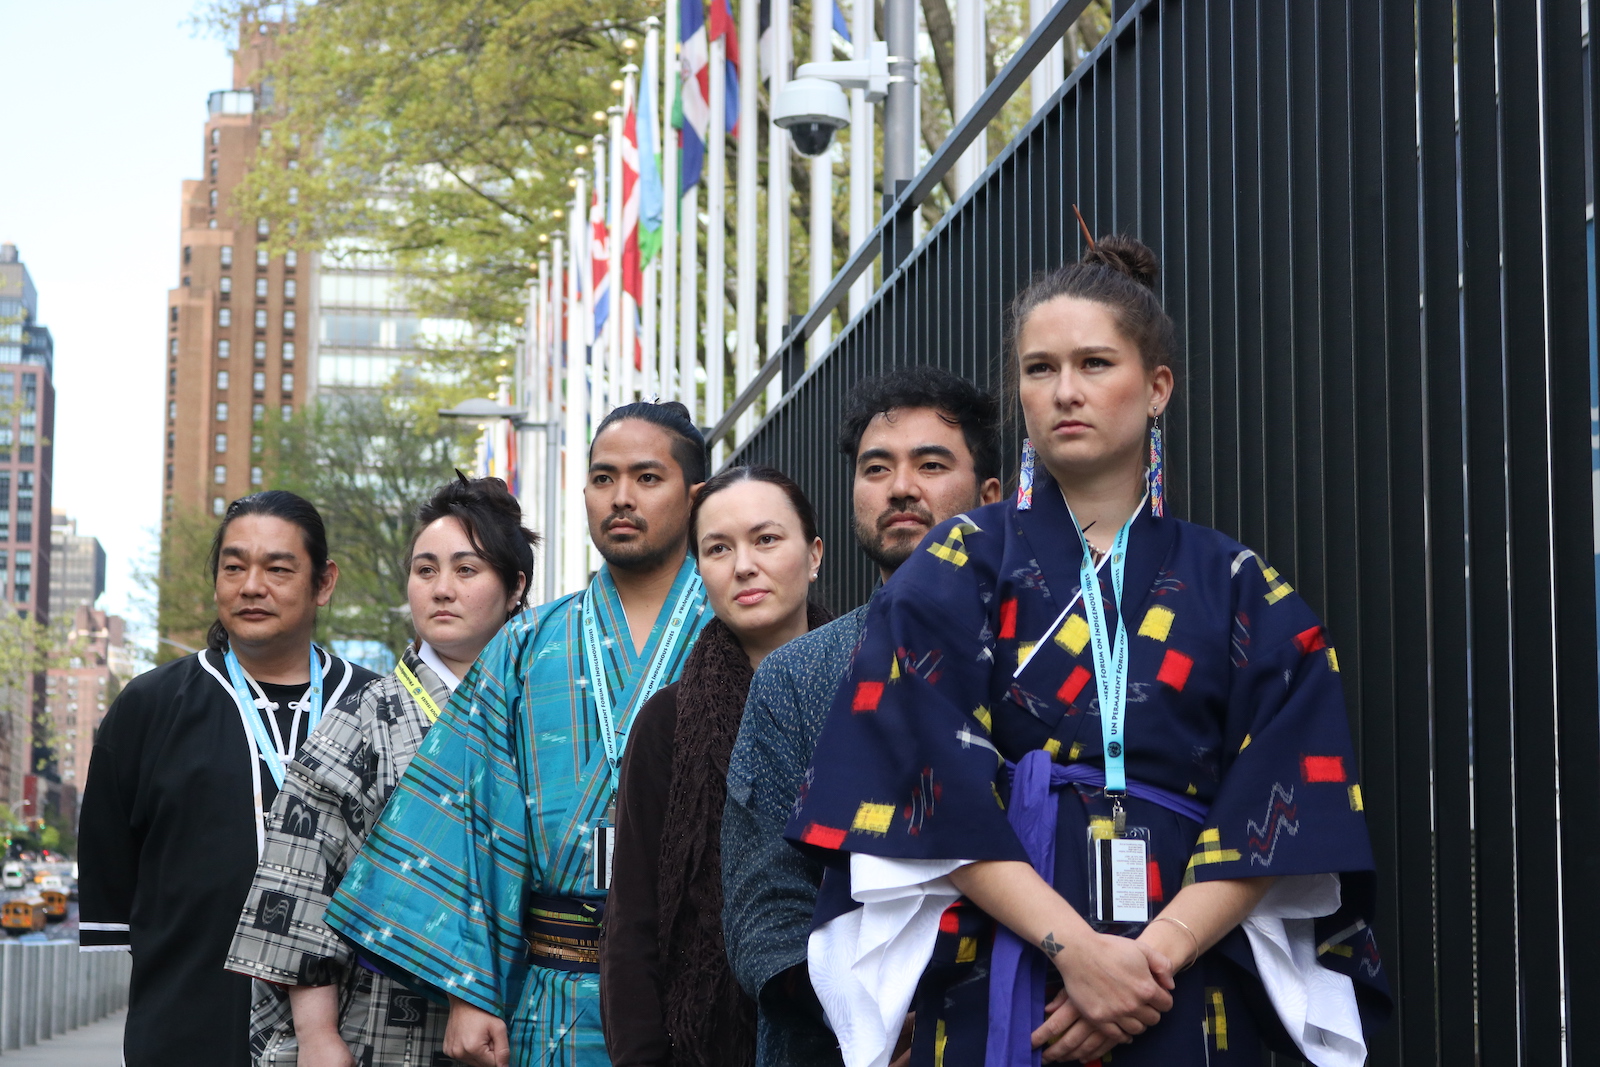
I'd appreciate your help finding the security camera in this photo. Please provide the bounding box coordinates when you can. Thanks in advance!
[773,77,851,157]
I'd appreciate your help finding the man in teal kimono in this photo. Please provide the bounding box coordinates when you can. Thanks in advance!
[326,402,712,1067]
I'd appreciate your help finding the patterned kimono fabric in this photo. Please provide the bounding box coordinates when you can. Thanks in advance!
[327,560,710,1067]
[227,645,458,1066]
[787,466,1391,1065]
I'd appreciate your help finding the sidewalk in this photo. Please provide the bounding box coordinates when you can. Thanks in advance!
[1,1009,123,1065]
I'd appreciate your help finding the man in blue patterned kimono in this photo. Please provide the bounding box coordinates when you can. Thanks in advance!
[722,368,1003,1067]
[785,459,1390,1066]
[326,403,713,1067]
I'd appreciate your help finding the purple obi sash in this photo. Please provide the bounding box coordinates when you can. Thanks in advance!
[983,749,1210,1067]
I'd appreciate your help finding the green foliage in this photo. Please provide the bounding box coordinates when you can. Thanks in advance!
[261,387,479,658]
[149,505,222,663]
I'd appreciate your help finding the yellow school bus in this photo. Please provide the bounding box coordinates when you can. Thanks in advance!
[39,890,66,923]
[1,898,45,935]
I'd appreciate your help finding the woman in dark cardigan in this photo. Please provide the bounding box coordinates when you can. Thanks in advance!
[601,465,829,1067]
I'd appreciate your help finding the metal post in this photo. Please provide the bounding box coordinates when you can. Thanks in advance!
[0,942,14,1050]
[808,0,834,360]
[848,0,876,317]
[706,36,728,446]
[763,0,791,413]
[883,0,916,266]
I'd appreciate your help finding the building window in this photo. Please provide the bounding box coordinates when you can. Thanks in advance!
[214,465,226,484]
[257,218,269,238]
[183,246,192,265]
[209,189,218,210]
[169,338,178,356]
[261,128,272,146]
[255,277,268,300]
[256,248,269,269]
[209,159,219,179]
[23,375,35,410]
[217,339,230,359]
[170,306,179,324]
[211,128,220,146]
[287,187,299,205]
[252,404,264,423]
[281,372,294,394]
[281,404,293,421]
[168,401,177,420]
[283,310,296,331]
[15,550,31,603]
[254,309,267,330]
[169,368,177,387]
[285,250,297,269]
[215,402,228,421]
[218,308,231,328]
[251,466,263,486]
[282,341,294,362]
[253,371,266,392]
[213,497,225,517]
[219,276,232,295]
[220,245,233,268]
[167,431,174,451]
[216,370,229,390]
[284,279,297,300]
[17,476,32,541]
[252,433,263,453]
[215,433,227,454]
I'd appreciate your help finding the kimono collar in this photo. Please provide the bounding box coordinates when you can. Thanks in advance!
[408,642,459,697]
[590,553,704,665]
[1014,465,1177,629]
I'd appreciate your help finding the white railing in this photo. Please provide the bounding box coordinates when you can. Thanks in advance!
[0,942,130,1053]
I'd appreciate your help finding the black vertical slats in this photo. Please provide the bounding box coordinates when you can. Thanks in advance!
[721,2,1600,1062]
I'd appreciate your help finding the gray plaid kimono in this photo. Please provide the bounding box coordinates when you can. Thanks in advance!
[226,645,462,1066]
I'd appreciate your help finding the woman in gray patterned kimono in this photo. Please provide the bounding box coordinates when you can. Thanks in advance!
[226,475,539,1067]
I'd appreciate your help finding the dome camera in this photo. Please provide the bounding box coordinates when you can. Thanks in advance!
[773,77,851,157]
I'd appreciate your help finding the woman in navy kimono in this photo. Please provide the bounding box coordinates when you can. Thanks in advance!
[785,235,1388,1066]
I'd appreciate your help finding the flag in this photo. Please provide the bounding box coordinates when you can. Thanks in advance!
[833,0,851,42]
[590,183,610,338]
[637,46,664,265]
[707,0,740,135]
[677,0,710,191]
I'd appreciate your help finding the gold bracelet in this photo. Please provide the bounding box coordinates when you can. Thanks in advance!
[1151,914,1201,971]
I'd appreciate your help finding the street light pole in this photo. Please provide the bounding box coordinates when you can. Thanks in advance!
[883,0,917,196]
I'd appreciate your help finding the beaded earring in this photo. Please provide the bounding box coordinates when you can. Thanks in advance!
[1016,438,1037,511]
[1148,410,1165,517]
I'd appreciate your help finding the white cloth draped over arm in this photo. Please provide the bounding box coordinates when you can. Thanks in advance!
[1241,873,1366,1067]
[807,855,972,1067]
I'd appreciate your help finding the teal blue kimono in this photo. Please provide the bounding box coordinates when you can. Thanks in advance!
[327,559,710,1067]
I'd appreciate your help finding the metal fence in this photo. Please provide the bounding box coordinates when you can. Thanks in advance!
[726,0,1600,1062]
[0,942,129,1053]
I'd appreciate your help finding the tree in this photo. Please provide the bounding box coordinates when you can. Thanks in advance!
[261,388,479,659]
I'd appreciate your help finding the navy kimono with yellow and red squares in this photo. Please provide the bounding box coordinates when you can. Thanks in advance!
[786,466,1390,1064]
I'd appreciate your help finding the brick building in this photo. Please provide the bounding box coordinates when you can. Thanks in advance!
[44,607,130,828]
[163,23,308,526]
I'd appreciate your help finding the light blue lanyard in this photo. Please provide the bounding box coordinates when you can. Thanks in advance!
[581,572,703,798]
[1066,495,1145,795]
[223,644,324,791]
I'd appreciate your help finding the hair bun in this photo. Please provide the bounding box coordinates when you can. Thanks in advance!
[1083,234,1160,291]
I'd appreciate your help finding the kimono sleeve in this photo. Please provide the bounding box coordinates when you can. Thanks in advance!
[325,622,539,1017]
[226,681,379,986]
[78,685,144,953]
[784,514,1027,867]
[1187,557,1389,1014]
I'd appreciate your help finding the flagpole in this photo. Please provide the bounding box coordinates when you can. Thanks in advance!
[641,21,661,400]
[608,103,626,408]
[849,0,875,316]
[735,0,759,443]
[588,137,608,450]
[705,37,726,457]
[561,183,588,592]
[680,185,699,419]
[764,0,790,413]
[954,0,985,193]
[807,0,832,362]
[660,0,679,406]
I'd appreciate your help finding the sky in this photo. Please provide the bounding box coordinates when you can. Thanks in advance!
[0,2,235,639]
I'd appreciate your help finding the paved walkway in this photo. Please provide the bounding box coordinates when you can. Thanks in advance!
[2,1009,123,1065]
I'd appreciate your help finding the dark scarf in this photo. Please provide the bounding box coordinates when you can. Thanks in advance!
[657,604,832,1067]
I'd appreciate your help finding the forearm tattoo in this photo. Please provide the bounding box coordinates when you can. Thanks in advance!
[1040,932,1064,959]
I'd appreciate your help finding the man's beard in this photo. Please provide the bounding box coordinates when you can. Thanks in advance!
[854,503,938,574]
[595,513,683,572]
